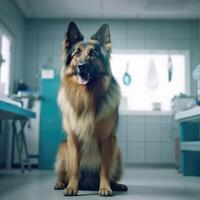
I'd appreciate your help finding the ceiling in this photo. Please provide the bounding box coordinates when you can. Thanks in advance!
[14,0,200,19]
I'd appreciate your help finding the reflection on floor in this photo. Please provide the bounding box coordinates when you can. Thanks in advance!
[0,167,200,200]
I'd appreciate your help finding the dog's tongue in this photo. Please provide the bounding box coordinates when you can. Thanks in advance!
[77,75,89,85]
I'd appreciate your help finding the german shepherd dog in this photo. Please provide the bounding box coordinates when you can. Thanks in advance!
[54,22,128,196]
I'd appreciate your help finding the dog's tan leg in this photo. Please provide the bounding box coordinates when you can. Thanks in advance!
[54,159,67,190]
[99,135,115,196]
[110,146,128,192]
[63,133,80,196]
[54,142,67,190]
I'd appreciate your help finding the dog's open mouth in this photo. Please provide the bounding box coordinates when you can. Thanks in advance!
[77,72,90,85]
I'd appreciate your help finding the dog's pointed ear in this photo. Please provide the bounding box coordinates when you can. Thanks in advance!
[64,22,84,50]
[91,23,111,53]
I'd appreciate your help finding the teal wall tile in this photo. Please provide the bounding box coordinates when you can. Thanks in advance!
[127,20,145,40]
[144,21,161,40]
[23,19,200,95]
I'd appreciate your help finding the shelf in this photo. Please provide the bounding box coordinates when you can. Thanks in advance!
[175,106,200,122]
[181,141,200,152]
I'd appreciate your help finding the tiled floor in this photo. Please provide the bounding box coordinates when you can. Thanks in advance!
[0,167,200,200]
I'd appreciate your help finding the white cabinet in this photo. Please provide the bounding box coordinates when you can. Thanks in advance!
[24,100,40,165]
[127,116,145,142]
[117,115,127,142]
[11,100,40,166]
[117,115,127,164]
[117,113,174,165]
[127,142,145,163]
[161,142,174,163]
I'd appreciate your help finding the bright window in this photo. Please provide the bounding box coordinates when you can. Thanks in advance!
[0,30,11,95]
[111,52,188,111]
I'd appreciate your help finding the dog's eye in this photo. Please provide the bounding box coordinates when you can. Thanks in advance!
[88,49,97,57]
[74,48,81,57]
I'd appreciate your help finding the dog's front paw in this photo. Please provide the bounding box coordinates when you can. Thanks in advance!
[99,187,113,197]
[63,187,78,196]
[110,181,128,191]
[54,181,66,190]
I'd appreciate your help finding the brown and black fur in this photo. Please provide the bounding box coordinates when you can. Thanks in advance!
[54,21,128,196]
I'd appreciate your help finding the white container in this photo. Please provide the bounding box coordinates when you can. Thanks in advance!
[171,96,196,113]
[152,102,161,111]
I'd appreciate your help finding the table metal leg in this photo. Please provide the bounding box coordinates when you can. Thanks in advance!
[12,119,32,173]
[20,120,32,171]
[12,120,24,173]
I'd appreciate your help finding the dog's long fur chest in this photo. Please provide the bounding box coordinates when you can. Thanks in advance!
[57,87,95,138]
[80,138,101,169]
[57,81,120,140]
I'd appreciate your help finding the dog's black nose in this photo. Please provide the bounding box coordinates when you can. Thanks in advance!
[75,62,91,83]
[76,62,96,82]
[77,62,88,74]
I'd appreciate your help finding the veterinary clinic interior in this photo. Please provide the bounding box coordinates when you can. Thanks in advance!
[0,0,200,199]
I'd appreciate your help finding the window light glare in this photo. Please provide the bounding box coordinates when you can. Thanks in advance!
[111,53,186,111]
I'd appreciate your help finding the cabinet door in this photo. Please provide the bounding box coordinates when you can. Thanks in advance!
[39,77,65,169]
[117,116,128,163]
